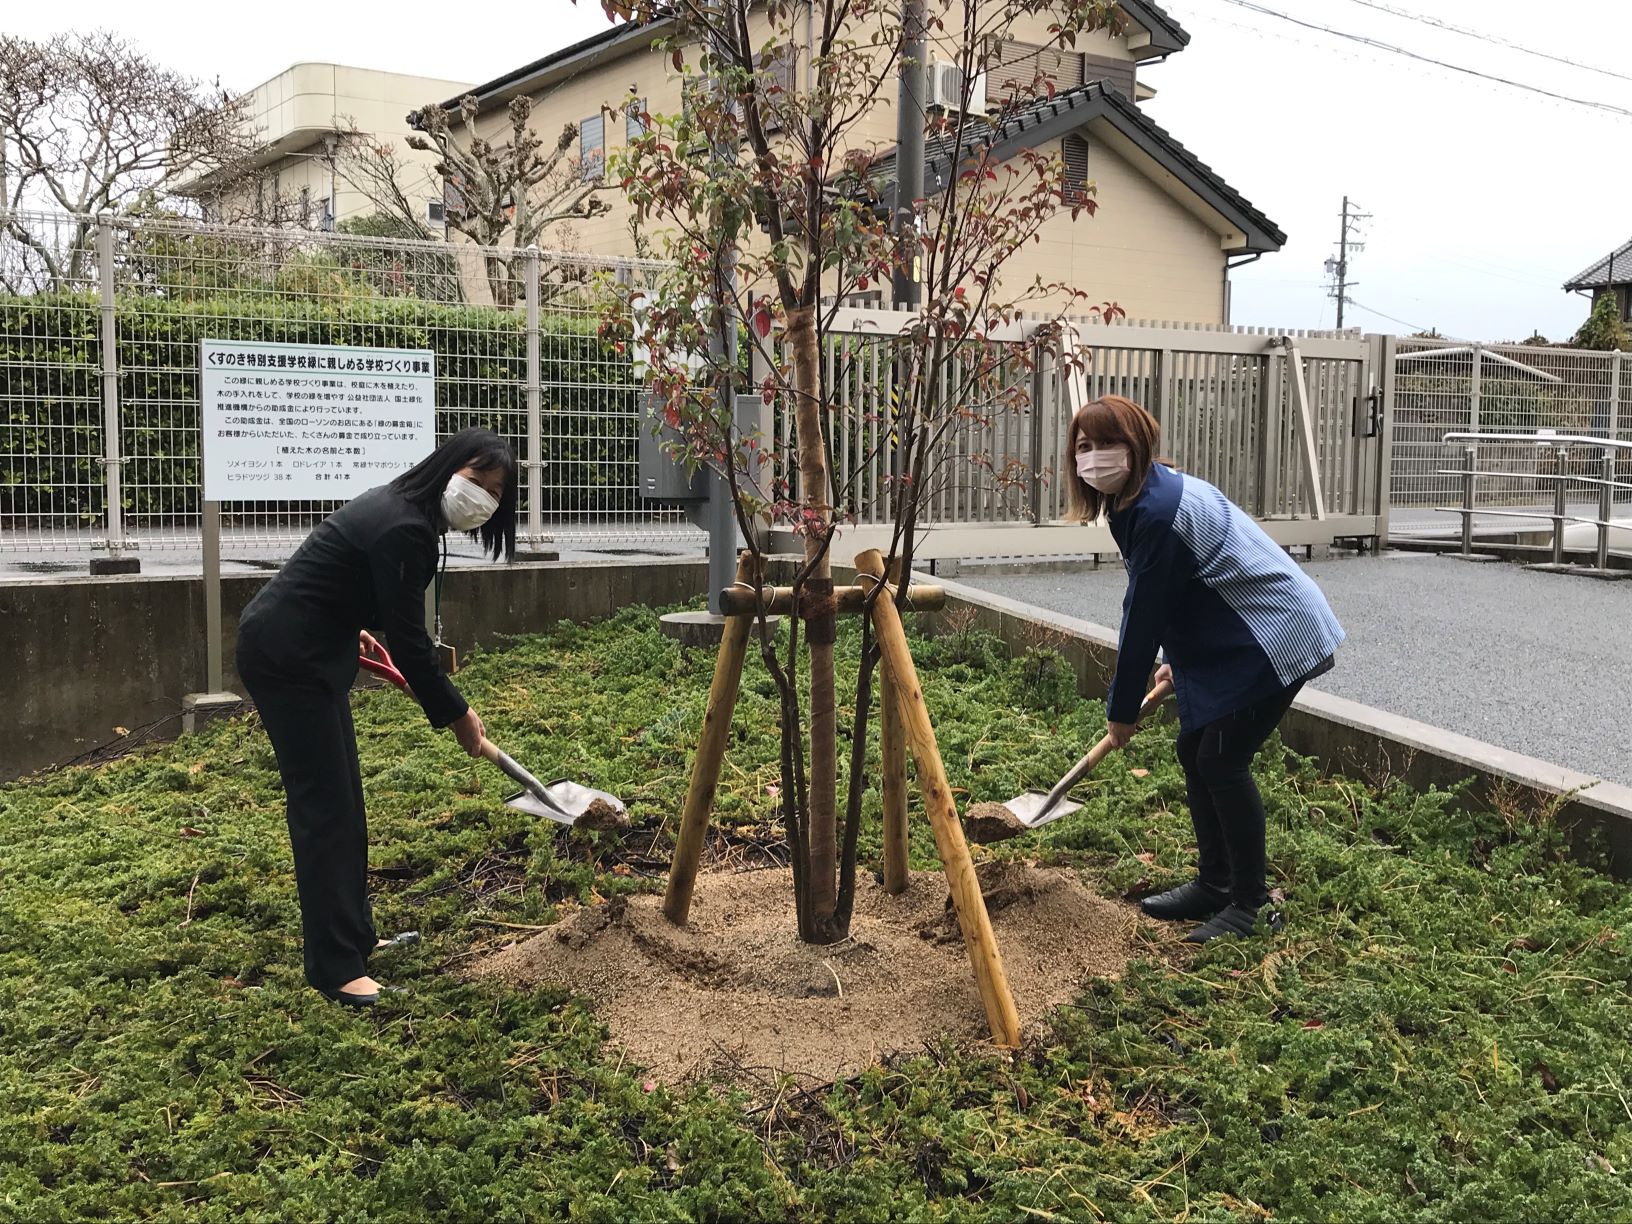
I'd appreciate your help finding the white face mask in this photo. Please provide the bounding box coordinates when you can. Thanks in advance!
[441,472,499,531]
[1075,445,1132,494]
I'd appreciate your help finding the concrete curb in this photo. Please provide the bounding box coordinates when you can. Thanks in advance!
[3,558,710,779]
[923,576,1632,877]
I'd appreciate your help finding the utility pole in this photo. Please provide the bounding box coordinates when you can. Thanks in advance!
[893,0,926,311]
[1325,195,1369,330]
[890,0,927,520]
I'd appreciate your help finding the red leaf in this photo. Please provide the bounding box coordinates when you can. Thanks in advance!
[1302,1019,1324,1030]
[671,49,684,72]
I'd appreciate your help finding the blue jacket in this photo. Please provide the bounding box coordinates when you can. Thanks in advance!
[1105,463,1344,731]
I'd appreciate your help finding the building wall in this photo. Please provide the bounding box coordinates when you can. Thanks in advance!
[463,10,1244,324]
[196,64,473,230]
[1008,133,1227,324]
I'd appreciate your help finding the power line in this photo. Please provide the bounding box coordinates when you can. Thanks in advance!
[1347,298,1435,334]
[1212,0,1632,119]
[1334,0,1632,85]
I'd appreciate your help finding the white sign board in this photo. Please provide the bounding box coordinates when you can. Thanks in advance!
[200,339,436,501]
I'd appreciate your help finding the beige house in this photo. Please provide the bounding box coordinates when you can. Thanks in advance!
[178,63,473,231]
[423,2,1282,324]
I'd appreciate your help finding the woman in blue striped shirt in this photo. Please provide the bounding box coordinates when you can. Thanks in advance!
[1070,395,1344,943]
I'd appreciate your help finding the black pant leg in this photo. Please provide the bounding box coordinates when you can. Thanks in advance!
[245,675,376,990]
[1175,727,1232,893]
[1191,683,1304,910]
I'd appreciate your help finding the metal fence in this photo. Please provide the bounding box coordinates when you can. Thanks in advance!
[784,309,1388,557]
[1390,339,1632,525]
[0,210,695,559]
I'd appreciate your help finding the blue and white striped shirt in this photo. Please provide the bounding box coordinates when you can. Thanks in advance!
[1105,464,1345,730]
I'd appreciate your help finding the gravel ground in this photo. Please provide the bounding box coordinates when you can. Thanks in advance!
[958,550,1632,787]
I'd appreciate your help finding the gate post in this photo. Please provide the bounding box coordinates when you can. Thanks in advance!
[92,213,138,575]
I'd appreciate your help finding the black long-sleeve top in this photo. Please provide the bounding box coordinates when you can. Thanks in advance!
[237,486,467,727]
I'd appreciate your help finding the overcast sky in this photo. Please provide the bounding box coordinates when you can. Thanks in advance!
[8,0,1629,340]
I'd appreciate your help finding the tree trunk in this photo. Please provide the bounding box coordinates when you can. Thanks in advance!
[484,253,516,309]
[788,304,840,941]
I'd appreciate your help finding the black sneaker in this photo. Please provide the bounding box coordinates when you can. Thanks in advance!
[1140,880,1229,922]
[1183,904,1283,944]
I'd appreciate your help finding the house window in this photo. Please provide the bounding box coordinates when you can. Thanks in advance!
[762,44,796,131]
[427,199,446,224]
[580,113,605,181]
[626,96,646,141]
[988,40,1084,102]
[1063,135,1090,203]
[1082,52,1137,99]
[444,174,472,221]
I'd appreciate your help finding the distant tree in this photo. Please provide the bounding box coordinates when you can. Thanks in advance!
[1572,292,1631,352]
[396,95,612,307]
[0,31,255,290]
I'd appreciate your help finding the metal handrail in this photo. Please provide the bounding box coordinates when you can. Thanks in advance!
[1442,431,1632,452]
[1432,468,1632,494]
[1436,432,1627,571]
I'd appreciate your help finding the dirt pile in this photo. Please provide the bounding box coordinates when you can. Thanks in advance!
[474,861,1137,1086]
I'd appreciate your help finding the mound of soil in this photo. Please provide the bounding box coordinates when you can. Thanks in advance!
[964,801,1028,844]
[473,861,1136,1086]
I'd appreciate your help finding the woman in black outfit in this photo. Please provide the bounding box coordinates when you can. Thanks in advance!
[236,428,517,1006]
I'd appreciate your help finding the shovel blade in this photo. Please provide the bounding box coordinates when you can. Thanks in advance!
[539,779,626,821]
[504,790,579,826]
[1006,790,1084,829]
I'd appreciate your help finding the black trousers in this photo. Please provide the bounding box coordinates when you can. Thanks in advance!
[1174,682,1304,910]
[240,665,376,991]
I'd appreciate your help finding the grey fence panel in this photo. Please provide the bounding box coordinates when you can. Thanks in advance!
[1391,339,1630,524]
[0,210,692,559]
[797,312,1380,550]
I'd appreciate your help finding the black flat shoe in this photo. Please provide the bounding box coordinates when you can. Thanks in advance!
[371,931,421,955]
[319,985,379,1008]
[1140,880,1229,922]
[1183,904,1282,944]
[317,983,407,1008]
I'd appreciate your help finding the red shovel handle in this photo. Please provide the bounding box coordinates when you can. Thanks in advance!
[359,645,410,692]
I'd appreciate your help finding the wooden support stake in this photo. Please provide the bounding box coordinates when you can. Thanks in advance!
[855,548,1021,1048]
[664,554,758,925]
[879,559,910,895]
[718,582,945,616]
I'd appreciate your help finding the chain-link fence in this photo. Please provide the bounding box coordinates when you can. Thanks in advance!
[0,210,700,560]
[1391,339,1632,531]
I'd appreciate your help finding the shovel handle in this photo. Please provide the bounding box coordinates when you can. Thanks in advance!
[359,649,411,693]
[478,736,552,802]
[1036,681,1173,818]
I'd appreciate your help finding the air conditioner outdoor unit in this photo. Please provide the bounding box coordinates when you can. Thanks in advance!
[926,60,987,114]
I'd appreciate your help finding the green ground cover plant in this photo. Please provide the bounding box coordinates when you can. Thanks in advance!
[2,608,1628,1221]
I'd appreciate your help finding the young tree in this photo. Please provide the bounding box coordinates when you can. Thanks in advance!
[0,31,256,289]
[598,0,1120,944]
[402,95,612,306]
[1573,291,1631,353]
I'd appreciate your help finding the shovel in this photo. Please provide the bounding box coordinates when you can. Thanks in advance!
[1002,681,1174,829]
[359,645,626,828]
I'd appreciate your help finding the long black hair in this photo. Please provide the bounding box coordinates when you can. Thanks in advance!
[390,426,518,561]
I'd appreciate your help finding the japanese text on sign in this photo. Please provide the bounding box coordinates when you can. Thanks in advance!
[200,339,436,501]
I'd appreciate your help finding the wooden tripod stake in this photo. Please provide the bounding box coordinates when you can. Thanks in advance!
[855,548,1021,1048]
[663,554,760,925]
[879,557,910,895]
[662,551,1019,1049]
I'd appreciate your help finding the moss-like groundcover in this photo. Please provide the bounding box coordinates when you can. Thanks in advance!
[2,608,1628,1221]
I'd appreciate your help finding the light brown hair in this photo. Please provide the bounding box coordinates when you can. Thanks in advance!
[1066,395,1162,521]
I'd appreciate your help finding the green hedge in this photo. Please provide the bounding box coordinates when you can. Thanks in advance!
[0,292,644,525]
